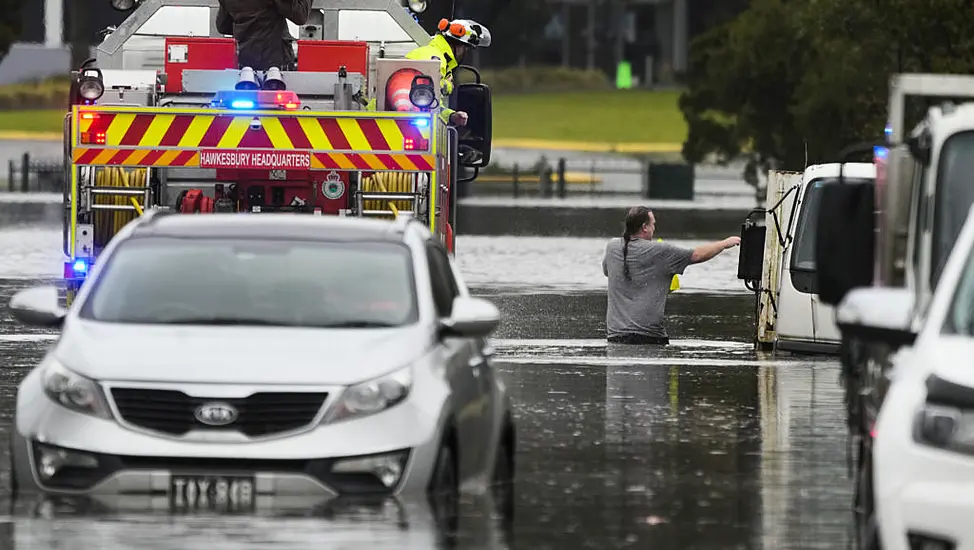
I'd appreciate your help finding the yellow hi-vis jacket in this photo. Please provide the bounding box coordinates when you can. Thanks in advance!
[404,34,458,124]
[658,238,681,292]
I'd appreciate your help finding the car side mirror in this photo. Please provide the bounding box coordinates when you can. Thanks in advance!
[439,296,500,339]
[836,287,916,348]
[9,286,66,328]
[815,175,875,306]
[455,67,492,168]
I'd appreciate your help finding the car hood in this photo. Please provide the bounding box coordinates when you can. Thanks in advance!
[54,319,434,386]
[919,335,974,389]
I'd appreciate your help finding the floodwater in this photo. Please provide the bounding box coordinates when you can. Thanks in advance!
[0,194,854,549]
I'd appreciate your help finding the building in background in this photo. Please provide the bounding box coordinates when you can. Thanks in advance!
[2,0,747,86]
[1,0,126,84]
[419,0,748,86]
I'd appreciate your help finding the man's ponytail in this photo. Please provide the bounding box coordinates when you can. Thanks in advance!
[622,233,632,280]
[620,206,652,282]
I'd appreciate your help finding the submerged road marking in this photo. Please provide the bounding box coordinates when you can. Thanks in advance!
[0,334,59,342]
[496,356,834,368]
[491,338,753,349]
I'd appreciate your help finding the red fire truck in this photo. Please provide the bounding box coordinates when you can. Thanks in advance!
[62,0,492,302]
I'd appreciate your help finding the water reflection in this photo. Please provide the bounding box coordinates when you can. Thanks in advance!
[756,363,854,550]
[1,494,512,549]
[499,353,851,550]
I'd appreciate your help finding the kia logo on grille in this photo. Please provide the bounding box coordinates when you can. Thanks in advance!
[194,402,239,426]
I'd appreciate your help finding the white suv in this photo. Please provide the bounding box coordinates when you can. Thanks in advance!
[7,212,515,513]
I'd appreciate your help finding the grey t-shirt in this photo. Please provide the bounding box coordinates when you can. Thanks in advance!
[602,237,694,339]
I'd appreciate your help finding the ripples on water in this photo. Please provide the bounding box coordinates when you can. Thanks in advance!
[0,194,853,549]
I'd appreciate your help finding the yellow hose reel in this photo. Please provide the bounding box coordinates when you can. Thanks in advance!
[360,172,415,219]
[92,167,147,249]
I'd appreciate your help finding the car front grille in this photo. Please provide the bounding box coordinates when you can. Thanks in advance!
[109,388,328,437]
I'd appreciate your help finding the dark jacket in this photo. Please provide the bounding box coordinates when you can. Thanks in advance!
[216,0,312,71]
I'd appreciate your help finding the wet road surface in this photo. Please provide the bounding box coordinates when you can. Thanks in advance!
[0,196,854,549]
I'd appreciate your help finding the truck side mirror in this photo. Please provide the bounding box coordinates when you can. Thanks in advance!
[737,209,766,283]
[455,66,492,167]
[814,178,875,306]
[815,142,881,305]
[907,130,931,165]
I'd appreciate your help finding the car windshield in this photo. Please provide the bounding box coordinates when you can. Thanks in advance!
[932,131,974,288]
[78,237,418,328]
[943,240,974,336]
[790,176,873,272]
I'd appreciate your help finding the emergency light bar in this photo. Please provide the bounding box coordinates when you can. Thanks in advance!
[211,90,301,110]
[64,258,90,280]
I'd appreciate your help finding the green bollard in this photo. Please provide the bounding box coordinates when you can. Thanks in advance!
[615,61,632,90]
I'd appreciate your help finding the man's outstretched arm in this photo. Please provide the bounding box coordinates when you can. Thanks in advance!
[689,237,740,264]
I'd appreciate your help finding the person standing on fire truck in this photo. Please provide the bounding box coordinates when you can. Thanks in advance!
[216,0,312,71]
[406,18,491,127]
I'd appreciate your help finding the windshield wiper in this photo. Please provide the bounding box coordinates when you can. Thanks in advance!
[159,317,298,326]
[151,318,400,328]
[312,321,401,328]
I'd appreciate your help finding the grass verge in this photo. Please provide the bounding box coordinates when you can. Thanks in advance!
[0,90,687,148]
[0,110,66,135]
[493,89,686,144]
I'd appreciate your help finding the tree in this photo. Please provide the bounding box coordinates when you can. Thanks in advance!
[679,0,812,186]
[679,0,974,187]
[0,0,23,61]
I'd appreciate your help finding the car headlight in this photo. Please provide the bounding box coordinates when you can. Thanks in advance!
[41,360,113,420]
[912,403,974,453]
[324,366,412,423]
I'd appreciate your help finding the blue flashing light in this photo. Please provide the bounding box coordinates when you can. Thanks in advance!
[874,145,889,160]
[412,118,429,128]
[72,259,88,274]
[231,99,255,109]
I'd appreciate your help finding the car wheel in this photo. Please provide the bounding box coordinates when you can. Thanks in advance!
[8,432,18,501]
[428,443,459,542]
[429,442,458,493]
[856,452,881,550]
[491,425,515,522]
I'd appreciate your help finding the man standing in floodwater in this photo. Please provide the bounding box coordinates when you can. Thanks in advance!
[602,206,741,345]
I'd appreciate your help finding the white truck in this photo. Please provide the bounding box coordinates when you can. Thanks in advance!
[814,73,974,550]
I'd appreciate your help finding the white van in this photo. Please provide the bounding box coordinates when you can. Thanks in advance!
[774,162,876,354]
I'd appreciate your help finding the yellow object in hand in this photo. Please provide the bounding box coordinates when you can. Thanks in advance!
[657,238,681,292]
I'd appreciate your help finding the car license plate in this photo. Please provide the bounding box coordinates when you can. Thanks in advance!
[169,474,256,512]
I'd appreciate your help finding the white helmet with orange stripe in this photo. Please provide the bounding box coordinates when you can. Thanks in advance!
[437,18,491,48]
